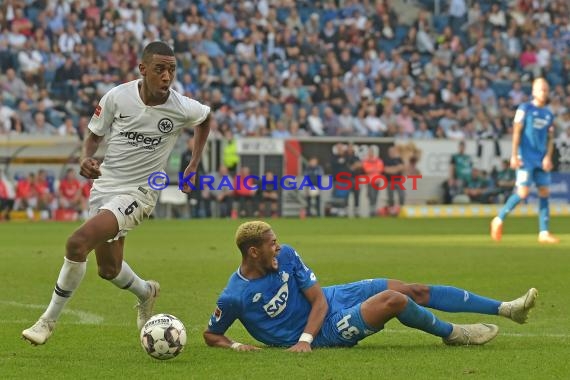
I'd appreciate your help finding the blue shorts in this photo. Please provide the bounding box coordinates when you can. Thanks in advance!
[515,167,550,188]
[314,279,389,347]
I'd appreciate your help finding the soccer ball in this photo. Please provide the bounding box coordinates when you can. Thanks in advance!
[140,314,187,360]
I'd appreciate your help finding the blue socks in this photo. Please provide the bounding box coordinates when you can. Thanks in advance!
[397,297,453,338]
[499,193,522,220]
[539,197,549,232]
[427,286,501,315]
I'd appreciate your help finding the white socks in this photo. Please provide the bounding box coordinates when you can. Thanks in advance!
[42,257,87,321]
[41,259,148,321]
[110,261,149,301]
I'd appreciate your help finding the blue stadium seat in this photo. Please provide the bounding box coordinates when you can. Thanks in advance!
[546,73,563,87]
[395,25,409,43]
[298,7,313,23]
[432,15,449,34]
[378,39,398,54]
[276,7,290,23]
[521,83,532,96]
[551,58,563,76]
[490,81,513,98]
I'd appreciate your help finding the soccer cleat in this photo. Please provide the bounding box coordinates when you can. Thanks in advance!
[136,280,160,330]
[490,217,503,241]
[22,318,56,345]
[499,288,538,324]
[442,323,499,346]
[538,232,560,244]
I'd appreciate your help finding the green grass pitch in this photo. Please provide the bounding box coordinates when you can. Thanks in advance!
[1,217,569,379]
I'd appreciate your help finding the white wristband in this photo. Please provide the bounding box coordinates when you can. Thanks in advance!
[298,333,313,344]
[230,342,243,350]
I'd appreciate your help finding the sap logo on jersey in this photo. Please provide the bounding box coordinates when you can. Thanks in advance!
[263,283,289,318]
[120,131,162,149]
[533,118,549,129]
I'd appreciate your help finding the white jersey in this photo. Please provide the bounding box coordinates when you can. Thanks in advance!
[88,79,210,203]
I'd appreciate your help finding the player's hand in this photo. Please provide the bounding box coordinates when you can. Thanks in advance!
[286,342,312,352]
[234,344,261,352]
[510,155,522,169]
[79,157,101,179]
[542,156,553,172]
[181,164,198,194]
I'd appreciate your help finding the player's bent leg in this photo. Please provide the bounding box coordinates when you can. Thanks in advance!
[360,290,408,329]
[498,288,538,324]
[492,185,528,241]
[387,280,501,315]
[361,290,455,339]
[386,280,430,305]
[536,186,559,244]
[22,210,119,346]
[94,238,125,279]
[95,240,160,330]
[66,209,120,262]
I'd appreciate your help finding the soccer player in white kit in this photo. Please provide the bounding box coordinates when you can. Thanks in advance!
[22,41,211,345]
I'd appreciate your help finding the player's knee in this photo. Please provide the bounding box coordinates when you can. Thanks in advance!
[517,187,529,199]
[97,264,120,280]
[380,290,408,312]
[66,233,90,261]
[409,284,430,305]
[538,187,549,198]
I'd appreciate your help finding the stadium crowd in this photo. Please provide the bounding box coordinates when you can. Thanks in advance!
[0,0,569,140]
[1,0,569,220]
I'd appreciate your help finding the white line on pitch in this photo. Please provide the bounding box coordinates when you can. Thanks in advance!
[0,300,104,325]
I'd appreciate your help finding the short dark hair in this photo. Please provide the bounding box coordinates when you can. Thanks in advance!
[142,41,174,63]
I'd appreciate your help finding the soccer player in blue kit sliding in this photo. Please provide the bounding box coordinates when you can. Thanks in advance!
[491,77,559,244]
[204,221,538,351]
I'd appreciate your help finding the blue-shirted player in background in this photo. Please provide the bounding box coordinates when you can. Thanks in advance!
[491,78,559,243]
[204,221,537,351]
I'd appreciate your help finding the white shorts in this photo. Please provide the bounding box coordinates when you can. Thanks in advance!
[89,188,156,240]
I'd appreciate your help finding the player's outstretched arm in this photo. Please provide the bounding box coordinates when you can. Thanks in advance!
[79,131,104,179]
[287,283,329,353]
[203,330,261,351]
[181,114,211,194]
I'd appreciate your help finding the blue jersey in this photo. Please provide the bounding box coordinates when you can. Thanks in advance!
[207,245,389,347]
[207,245,319,347]
[514,102,554,168]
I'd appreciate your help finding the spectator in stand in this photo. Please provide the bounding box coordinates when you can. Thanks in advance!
[34,169,55,219]
[234,166,257,218]
[258,171,279,218]
[346,144,364,217]
[180,136,206,219]
[303,157,324,218]
[15,172,36,220]
[80,179,93,220]
[362,147,384,217]
[384,146,406,215]
[201,165,234,218]
[0,0,568,144]
[0,169,15,221]
[58,168,82,213]
[464,168,489,204]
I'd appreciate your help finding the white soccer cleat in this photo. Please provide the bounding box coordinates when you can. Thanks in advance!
[442,323,499,346]
[490,217,503,242]
[538,232,560,244]
[22,317,56,345]
[136,280,160,330]
[499,288,538,324]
